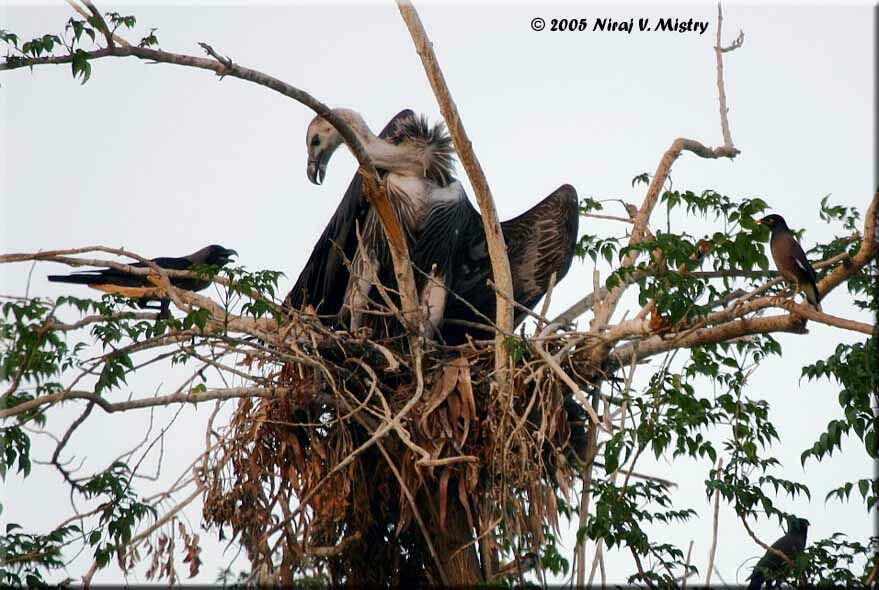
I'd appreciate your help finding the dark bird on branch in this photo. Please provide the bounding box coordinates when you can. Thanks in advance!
[747,517,809,590]
[48,245,237,317]
[758,214,822,310]
[286,108,579,344]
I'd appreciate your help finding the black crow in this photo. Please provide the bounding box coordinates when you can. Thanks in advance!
[747,517,809,590]
[48,244,237,317]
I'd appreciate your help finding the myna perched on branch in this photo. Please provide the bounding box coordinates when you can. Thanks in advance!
[48,244,237,317]
[758,214,822,310]
[747,517,809,590]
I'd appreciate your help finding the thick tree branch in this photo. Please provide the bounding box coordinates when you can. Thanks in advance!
[0,386,312,419]
[1,37,422,346]
[781,300,877,335]
[395,0,514,370]
[81,0,114,48]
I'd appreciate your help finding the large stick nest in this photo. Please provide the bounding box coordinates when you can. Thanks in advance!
[201,317,592,584]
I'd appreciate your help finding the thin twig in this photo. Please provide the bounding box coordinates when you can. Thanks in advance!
[705,458,723,589]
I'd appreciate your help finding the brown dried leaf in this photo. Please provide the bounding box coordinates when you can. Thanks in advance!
[447,391,462,425]
[545,487,560,536]
[420,363,459,432]
[467,462,479,492]
[438,407,454,440]
[457,475,475,531]
[439,468,451,534]
[457,358,476,421]
[311,436,327,461]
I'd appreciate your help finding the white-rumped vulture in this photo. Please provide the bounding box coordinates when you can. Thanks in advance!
[286,109,578,344]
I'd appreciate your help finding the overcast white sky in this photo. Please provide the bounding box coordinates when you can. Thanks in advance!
[1,0,875,585]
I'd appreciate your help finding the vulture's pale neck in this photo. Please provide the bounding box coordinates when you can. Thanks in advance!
[337,109,428,177]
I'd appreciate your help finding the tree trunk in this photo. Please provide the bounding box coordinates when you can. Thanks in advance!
[429,495,483,584]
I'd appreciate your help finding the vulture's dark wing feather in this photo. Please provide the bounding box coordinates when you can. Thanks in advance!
[441,184,579,343]
[503,184,579,313]
[285,109,415,315]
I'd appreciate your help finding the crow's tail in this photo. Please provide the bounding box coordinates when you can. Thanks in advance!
[47,274,100,285]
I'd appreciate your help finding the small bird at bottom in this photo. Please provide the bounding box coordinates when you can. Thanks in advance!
[48,245,237,318]
[491,551,539,582]
[747,517,809,590]
[758,214,822,311]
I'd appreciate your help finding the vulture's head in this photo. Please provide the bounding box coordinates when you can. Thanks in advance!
[306,109,367,185]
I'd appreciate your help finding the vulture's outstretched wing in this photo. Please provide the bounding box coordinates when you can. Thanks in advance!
[504,184,579,312]
[284,109,415,315]
[441,184,579,343]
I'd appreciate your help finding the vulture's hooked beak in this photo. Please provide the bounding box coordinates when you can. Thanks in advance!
[307,152,330,185]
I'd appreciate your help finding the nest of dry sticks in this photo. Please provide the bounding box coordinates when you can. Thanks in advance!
[200,311,590,585]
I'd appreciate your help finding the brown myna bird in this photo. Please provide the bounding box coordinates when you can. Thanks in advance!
[48,245,237,317]
[747,517,809,590]
[757,214,822,310]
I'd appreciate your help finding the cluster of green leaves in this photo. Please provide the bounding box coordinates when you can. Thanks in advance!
[0,523,79,587]
[536,531,570,578]
[689,343,811,527]
[0,425,32,481]
[794,534,878,586]
[817,194,860,232]
[811,195,876,311]
[82,462,157,569]
[1,297,89,424]
[104,12,137,31]
[800,337,877,511]
[1,12,159,86]
[575,234,622,266]
[583,187,774,326]
[219,266,285,320]
[583,478,697,585]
